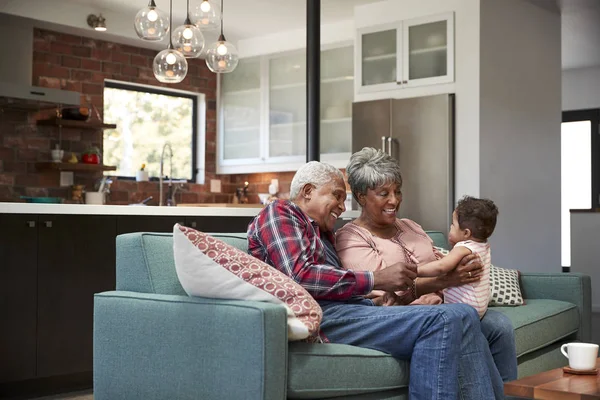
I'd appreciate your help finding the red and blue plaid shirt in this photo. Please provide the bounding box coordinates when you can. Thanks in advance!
[247,200,374,300]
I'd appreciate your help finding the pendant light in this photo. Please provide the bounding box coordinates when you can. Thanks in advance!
[153,0,188,83]
[134,0,169,41]
[172,0,205,58]
[191,0,221,31]
[205,0,238,73]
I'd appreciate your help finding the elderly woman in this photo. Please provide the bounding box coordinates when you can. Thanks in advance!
[336,147,518,382]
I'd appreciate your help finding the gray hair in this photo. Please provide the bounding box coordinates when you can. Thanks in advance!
[346,147,402,202]
[290,161,344,200]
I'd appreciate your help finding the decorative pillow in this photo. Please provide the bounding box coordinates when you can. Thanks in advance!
[488,265,524,306]
[173,224,323,341]
[433,246,524,306]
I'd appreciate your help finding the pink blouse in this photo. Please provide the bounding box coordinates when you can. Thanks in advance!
[336,218,444,305]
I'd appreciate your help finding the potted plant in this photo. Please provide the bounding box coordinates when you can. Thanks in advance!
[82,146,101,164]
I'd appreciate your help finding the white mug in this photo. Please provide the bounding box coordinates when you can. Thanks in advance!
[560,342,599,370]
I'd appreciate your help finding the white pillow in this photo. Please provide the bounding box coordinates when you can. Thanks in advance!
[173,224,323,341]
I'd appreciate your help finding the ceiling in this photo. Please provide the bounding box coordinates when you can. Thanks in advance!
[0,0,598,70]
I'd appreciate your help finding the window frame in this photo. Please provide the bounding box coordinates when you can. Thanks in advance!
[562,109,600,209]
[103,79,206,184]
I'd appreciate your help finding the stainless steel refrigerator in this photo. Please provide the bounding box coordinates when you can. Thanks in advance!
[351,94,454,234]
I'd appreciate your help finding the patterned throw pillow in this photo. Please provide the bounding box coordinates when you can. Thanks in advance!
[433,246,524,306]
[488,265,524,306]
[173,224,323,341]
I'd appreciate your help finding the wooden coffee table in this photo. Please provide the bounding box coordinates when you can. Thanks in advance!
[504,359,600,399]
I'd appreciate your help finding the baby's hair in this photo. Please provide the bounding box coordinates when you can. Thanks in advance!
[455,196,498,241]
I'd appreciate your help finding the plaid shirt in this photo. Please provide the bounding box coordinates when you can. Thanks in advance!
[247,200,374,300]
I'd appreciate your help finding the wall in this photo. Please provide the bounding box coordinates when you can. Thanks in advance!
[479,0,561,272]
[353,0,481,201]
[562,66,600,111]
[571,213,600,311]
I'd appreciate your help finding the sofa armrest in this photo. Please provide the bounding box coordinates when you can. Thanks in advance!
[519,272,591,342]
[94,291,288,400]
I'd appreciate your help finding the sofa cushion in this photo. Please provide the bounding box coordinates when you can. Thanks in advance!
[173,224,323,341]
[287,343,407,399]
[493,299,579,357]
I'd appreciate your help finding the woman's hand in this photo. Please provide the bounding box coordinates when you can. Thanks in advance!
[442,254,483,287]
[365,291,400,306]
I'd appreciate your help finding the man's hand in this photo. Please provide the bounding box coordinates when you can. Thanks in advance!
[372,262,417,293]
[441,253,483,288]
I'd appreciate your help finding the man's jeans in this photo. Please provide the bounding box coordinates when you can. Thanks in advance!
[320,300,505,400]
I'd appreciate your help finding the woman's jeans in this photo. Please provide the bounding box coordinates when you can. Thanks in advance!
[481,309,518,382]
[320,300,505,400]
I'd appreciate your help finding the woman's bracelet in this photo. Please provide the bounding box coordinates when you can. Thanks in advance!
[411,277,419,300]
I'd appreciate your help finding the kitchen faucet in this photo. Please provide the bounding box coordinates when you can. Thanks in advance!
[159,142,173,206]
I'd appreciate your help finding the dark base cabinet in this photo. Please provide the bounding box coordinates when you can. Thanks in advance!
[0,214,38,383]
[36,215,116,377]
[117,215,185,235]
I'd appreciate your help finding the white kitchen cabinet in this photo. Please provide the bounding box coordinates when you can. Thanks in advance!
[218,45,353,174]
[356,12,454,94]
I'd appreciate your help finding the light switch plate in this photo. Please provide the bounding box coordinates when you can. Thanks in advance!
[210,179,221,193]
[60,171,74,187]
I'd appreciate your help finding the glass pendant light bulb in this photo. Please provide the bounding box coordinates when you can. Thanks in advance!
[205,35,238,73]
[172,0,205,58]
[134,0,169,41]
[200,0,211,12]
[153,0,188,83]
[154,48,188,83]
[205,0,238,73]
[216,43,228,55]
[147,9,158,22]
[191,0,220,30]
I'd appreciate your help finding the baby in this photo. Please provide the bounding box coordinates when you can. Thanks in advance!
[417,196,498,318]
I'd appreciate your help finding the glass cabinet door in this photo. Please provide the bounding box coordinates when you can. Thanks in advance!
[269,53,306,158]
[221,59,261,161]
[321,45,353,156]
[359,27,399,90]
[403,13,454,85]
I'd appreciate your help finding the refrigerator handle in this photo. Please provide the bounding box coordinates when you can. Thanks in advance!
[381,136,387,153]
[387,137,393,157]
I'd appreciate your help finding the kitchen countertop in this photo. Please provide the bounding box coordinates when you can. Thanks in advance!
[0,202,360,218]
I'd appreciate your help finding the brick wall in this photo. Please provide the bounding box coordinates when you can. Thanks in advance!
[0,27,304,205]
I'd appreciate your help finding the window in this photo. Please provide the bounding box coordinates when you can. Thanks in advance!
[560,109,600,267]
[103,80,205,183]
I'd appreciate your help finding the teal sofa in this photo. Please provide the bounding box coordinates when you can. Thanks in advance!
[93,232,591,400]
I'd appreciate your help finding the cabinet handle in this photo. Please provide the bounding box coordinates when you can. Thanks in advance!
[396,81,402,85]
[403,80,408,84]
[26,220,36,228]
[191,221,197,228]
[381,136,387,153]
[44,221,52,228]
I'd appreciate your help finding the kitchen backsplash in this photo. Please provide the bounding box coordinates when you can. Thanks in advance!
[0,27,298,205]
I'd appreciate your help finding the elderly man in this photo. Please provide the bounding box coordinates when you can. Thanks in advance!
[247,161,503,400]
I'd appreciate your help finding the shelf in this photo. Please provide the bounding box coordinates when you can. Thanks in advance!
[363,53,396,62]
[35,162,117,172]
[37,118,117,130]
[409,46,447,55]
